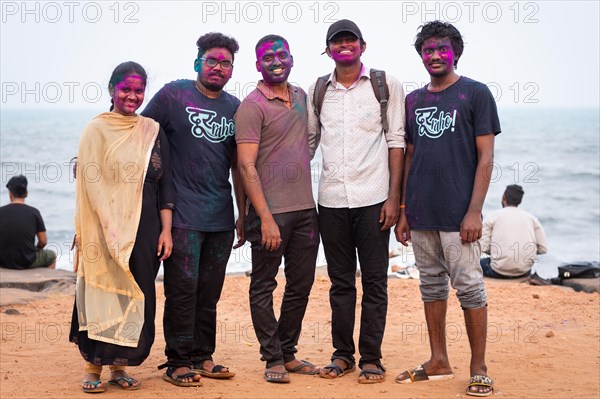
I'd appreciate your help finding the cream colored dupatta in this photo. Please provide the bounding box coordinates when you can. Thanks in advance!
[74,112,159,347]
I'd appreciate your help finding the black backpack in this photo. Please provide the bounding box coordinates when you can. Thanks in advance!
[557,261,600,279]
[312,69,390,133]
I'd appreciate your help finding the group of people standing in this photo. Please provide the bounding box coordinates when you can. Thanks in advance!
[69,19,500,397]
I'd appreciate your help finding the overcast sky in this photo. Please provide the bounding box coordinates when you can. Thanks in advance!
[1,0,599,109]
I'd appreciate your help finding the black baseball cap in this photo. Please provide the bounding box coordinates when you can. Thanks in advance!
[326,19,363,44]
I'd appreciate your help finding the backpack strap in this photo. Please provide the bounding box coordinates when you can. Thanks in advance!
[313,70,389,134]
[369,69,389,133]
[313,73,331,118]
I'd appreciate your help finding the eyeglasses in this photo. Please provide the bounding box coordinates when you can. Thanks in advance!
[198,57,233,69]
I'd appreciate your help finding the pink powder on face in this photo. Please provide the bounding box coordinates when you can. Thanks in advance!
[256,40,293,85]
[421,37,456,77]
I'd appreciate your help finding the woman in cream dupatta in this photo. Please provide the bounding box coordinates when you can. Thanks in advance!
[69,62,174,393]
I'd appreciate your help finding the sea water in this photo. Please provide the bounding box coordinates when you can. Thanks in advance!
[1,108,598,277]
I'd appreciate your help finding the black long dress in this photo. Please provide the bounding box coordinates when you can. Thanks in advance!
[69,130,174,366]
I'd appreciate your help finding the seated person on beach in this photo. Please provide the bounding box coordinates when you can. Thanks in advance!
[0,175,56,269]
[480,184,547,278]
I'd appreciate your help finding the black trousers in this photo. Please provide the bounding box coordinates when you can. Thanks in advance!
[162,228,234,368]
[318,203,390,369]
[246,207,319,368]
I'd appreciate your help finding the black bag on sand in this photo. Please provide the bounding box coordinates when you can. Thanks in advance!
[557,261,600,279]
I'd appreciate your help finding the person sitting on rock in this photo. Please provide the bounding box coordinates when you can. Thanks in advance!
[0,175,56,269]
[480,184,547,278]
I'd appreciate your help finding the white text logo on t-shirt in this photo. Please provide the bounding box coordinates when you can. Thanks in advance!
[414,107,457,139]
[186,107,235,143]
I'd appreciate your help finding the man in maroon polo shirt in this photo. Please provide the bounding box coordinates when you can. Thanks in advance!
[235,35,319,383]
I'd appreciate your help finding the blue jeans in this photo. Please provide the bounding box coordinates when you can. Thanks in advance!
[480,257,530,279]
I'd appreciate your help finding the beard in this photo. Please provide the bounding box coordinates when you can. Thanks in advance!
[201,81,225,91]
[199,73,227,92]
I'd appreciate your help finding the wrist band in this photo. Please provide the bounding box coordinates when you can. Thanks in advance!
[399,205,406,209]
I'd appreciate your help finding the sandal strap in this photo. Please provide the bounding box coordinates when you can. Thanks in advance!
[470,374,494,386]
[111,376,135,384]
[287,360,316,373]
[360,369,385,377]
[157,362,169,370]
[211,365,226,373]
[174,372,198,380]
[192,360,228,374]
[324,363,344,376]
[164,366,198,381]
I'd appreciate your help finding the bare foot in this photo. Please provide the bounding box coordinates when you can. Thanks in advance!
[358,363,385,383]
[201,359,230,374]
[467,374,494,396]
[264,364,290,383]
[396,360,452,382]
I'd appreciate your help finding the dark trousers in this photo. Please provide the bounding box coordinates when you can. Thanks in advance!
[163,228,234,368]
[246,207,319,368]
[318,203,390,369]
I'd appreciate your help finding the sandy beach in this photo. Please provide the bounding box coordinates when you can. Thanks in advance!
[1,274,598,399]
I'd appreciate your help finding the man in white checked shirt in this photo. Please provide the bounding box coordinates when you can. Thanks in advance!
[307,19,406,384]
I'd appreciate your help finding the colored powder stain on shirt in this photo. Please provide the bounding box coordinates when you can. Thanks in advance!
[293,96,306,113]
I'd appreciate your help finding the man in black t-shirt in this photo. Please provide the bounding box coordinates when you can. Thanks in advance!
[394,21,500,397]
[0,175,56,269]
[142,33,245,386]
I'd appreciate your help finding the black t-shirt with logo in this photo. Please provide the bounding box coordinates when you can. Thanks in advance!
[0,204,45,269]
[405,76,501,231]
[142,80,240,232]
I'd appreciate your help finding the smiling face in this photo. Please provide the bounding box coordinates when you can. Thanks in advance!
[255,40,293,85]
[326,32,365,65]
[196,47,234,92]
[420,36,457,77]
[109,74,145,116]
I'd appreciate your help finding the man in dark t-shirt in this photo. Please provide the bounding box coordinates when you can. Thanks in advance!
[0,175,56,269]
[394,22,500,397]
[142,33,245,386]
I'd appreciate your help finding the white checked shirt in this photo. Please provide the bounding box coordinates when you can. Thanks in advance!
[308,64,406,208]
